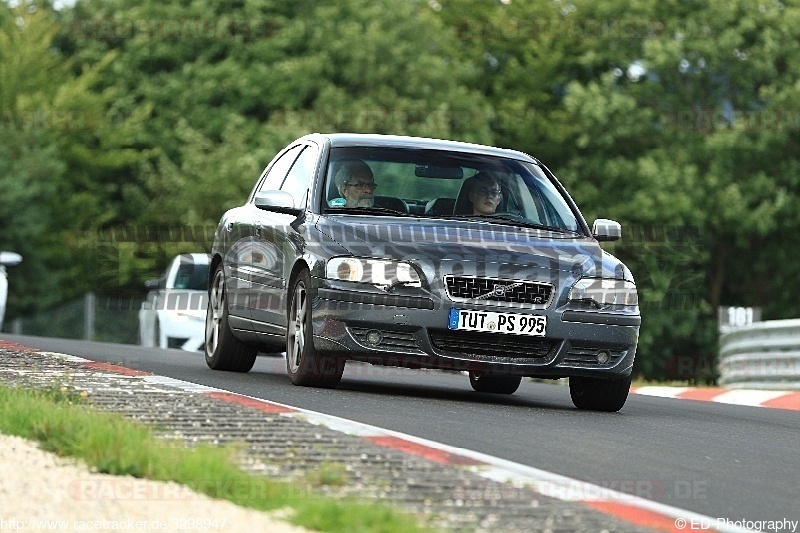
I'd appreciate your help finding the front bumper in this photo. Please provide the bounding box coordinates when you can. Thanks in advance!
[312,284,638,379]
[160,313,205,351]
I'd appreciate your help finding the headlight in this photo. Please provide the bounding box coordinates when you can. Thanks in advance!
[569,278,638,308]
[326,257,421,289]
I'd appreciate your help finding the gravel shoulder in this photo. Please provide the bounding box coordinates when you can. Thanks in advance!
[0,433,309,532]
[0,341,646,532]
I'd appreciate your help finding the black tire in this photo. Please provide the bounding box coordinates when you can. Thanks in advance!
[468,371,522,394]
[569,375,631,412]
[154,319,161,349]
[204,264,257,372]
[286,269,344,388]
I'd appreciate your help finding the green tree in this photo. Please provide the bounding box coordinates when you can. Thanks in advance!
[434,0,800,380]
[6,0,800,380]
[1,2,143,318]
[62,0,492,227]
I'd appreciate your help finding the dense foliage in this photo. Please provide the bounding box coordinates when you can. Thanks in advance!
[3,0,799,381]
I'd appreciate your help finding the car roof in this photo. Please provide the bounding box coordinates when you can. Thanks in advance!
[174,253,210,265]
[300,133,539,164]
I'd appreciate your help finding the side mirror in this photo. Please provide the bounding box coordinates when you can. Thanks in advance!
[144,278,161,290]
[0,251,22,267]
[592,219,622,242]
[254,190,302,216]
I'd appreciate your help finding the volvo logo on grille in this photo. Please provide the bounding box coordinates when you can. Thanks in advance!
[477,282,524,299]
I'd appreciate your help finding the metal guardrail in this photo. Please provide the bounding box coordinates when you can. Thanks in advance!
[718,319,800,390]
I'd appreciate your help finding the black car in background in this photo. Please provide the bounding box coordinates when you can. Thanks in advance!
[205,133,640,411]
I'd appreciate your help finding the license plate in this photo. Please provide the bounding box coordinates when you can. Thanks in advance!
[448,308,547,336]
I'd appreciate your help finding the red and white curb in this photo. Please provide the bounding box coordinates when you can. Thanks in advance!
[630,386,800,411]
[31,350,759,533]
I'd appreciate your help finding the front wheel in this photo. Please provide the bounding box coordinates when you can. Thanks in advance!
[286,269,344,388]
[204,264,257,372]
[569,375,631,412]
[154,319,162,349]
[468,371,522,394]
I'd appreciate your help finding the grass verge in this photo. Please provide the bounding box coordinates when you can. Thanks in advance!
[0,384,432,533]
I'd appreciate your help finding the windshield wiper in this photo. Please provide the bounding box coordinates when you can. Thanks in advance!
[453,213,579,234]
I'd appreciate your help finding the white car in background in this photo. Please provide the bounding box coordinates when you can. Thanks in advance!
[0,251,23,332]
[139,253,210,350]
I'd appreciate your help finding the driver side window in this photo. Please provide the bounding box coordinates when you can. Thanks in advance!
[258,145,303,193]
[281,146,318,205]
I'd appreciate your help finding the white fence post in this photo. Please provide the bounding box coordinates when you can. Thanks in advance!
[84,292,96,341]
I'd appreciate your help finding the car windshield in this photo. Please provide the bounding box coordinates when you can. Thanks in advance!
[173,262,209,291]
[322,147,582,233]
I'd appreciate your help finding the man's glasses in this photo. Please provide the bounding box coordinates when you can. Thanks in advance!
[346,182,377,191]
[477,186,502,198]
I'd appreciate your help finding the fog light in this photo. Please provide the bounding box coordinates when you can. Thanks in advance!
[596,351,610,364]
[365,330,383,346]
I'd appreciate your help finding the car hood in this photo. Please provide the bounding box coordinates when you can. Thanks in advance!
[316,216,632,281]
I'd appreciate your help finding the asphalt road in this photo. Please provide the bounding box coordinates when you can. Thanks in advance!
[4,334,799,526]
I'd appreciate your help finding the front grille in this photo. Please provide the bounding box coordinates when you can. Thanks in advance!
[445,276,553,306]
[562,344,627,367]
[349,327,423,353]
[429,330,554,359]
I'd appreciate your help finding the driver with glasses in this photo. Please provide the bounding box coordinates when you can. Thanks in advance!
[333,159,378,207]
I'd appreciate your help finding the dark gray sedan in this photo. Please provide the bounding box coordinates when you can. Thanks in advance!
[205,133,640,411]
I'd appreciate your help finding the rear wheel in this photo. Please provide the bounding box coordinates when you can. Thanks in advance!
[286,269,344,388]
[154,319,161,349]
[204,265,257,372]
[569,375,631,412]
[468,371,522,395]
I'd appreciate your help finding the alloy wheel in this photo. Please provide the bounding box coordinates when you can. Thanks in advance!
[288,280,307,373]
[205,271,224,356]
